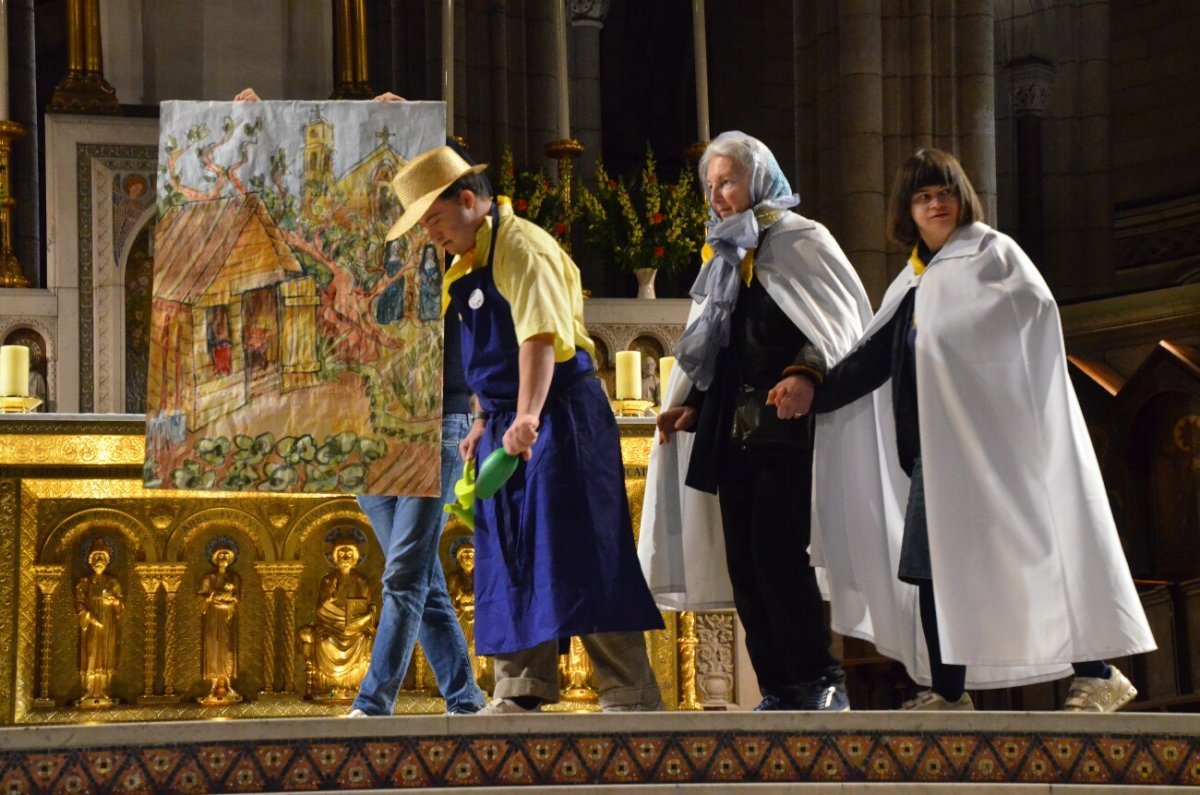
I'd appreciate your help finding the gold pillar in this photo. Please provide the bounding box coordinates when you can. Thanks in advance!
[677,611,702,710]
[331,0,374,99]
[47,0,121,114]
[0,121,28,288]
[33,566,65,709]
[158,568,187,697]
[137,574,160,699]
[256,564,302,696]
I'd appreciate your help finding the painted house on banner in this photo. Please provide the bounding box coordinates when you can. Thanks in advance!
[149,193,320,431]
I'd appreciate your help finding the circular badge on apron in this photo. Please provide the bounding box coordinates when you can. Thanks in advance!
[468,288,485,310]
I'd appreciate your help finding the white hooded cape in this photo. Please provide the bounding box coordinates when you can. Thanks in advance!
[813,222,1155,688]
[638,212,877,610]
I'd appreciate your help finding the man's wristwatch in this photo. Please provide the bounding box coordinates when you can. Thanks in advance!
[470,411,489,424]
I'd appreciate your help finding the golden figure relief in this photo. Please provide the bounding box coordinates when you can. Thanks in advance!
[445,537,492,690]
[560,637,598,704]
[197,537,243,705]
[298,529,378,700]
[75,538,123,708]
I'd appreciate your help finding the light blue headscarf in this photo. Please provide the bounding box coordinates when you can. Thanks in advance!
[674,131,800,391]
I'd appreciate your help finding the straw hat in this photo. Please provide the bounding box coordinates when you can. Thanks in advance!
[386,146,488,241]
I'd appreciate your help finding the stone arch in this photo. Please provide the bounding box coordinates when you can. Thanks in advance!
[166,507,272,563]
[281,498,371,560]
[45,508,153,565]
[1,320,56,410]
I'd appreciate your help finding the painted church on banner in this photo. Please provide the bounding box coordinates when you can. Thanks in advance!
[0,1,1196,791]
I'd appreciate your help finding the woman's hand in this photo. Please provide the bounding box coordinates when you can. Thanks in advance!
[460,419,485,461]
[656,405,697,444]
[372,92,407,102]
[766,374,815,420]
[502,413,539,460]
[233,88,261,102]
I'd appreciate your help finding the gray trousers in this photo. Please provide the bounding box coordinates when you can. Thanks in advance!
[492,631,662,708]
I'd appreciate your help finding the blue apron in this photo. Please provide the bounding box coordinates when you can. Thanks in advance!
[448,205,664,655]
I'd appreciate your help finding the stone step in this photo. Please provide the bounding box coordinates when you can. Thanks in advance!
[0,711,1198,792]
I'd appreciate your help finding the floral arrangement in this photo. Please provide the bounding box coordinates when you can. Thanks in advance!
[577,147,709,276]
[496,146,581,246]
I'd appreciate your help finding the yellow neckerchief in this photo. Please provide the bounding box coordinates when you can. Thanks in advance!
[439,196,510,318]
[909,243,928,277]
[700,243,757,286]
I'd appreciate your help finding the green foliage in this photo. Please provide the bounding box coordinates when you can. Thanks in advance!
[577,146,709,275]
[170,431,390,494]
[496,146,582,246]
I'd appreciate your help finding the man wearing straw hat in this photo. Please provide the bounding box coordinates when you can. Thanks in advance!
[387,145,665,714]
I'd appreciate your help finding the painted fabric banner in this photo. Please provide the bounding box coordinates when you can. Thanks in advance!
[145,100,447,496]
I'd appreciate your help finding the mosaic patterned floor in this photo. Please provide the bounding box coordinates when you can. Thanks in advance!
[1,711,1199,792]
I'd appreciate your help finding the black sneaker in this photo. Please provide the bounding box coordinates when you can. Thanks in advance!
[753,694,790,711]
[796,678,850,712]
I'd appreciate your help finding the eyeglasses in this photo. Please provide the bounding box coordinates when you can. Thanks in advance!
[911,186,958,206]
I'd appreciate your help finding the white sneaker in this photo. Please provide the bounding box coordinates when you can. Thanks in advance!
[1063,666,1137,712]
[478,697,541,715]
[901,690,975,711]
[347,708,368,718]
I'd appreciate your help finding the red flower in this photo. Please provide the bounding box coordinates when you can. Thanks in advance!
[554,223,567,235]
[608,179,617,189]
[647,174,657,183]
[654,246,665,257]
[651,212,664,225]
[543,182,551,191]
[516,198,529,212]
[507,165,516,176]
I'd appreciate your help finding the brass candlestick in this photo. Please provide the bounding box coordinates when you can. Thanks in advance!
[0,121,29,288]
[684,141,709,162]
[610,398,654,417]
[0,396,43,413]
[47,0,121,114]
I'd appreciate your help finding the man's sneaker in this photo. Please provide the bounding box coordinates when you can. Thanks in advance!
[347,708,368,718]
[901,690,975,711]
[446,704,483,715]
[1063,666,1137,712]
[478,697,542,715]
[753,694,790,711]
[797,678,851,712]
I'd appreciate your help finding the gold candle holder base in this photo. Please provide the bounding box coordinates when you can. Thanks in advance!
[0,396,42,413]
[611,398,655,417]
[0,120,29,288]
[684,141,710,161]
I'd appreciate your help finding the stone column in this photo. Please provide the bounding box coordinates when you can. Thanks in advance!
[1009,58,1055,266]
[677,611,702,710]
[47,0,119,113]
[569,0,609,183]
[837,0,887,299]
[527,0,559,172]
[955,0,996,222]
[1077,0,1114,294]
[32,565,65,709]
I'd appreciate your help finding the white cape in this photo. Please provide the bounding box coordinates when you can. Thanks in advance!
[814,222,1156,688]
[638,212,878,612]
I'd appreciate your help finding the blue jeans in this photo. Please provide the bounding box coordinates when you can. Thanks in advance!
[351,414,486,715]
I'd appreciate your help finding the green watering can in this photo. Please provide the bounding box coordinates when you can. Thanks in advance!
[443,448,520,530]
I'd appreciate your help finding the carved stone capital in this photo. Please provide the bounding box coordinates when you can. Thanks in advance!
[570,0,610,25]
[1008,59,1056,117]
[137,564,188,593]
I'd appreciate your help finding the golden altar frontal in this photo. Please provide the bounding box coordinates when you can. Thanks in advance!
[0,415,714,724]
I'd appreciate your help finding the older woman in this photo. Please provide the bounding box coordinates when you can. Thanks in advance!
[806,148,1156,710]
[639,131,871,711]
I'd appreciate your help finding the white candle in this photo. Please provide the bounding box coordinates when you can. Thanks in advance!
[0,344,29,397]
[658,356,675,400]
[615,351,641,401]
[0,0,9,121]
[442,0,454,137]
[554,0,570,139]
[692,0,710,142]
